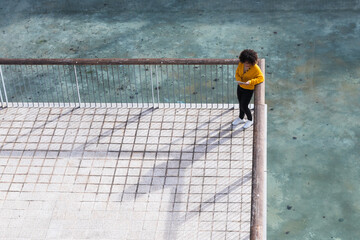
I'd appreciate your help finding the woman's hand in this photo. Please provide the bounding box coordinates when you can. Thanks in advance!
[237,80,251,86]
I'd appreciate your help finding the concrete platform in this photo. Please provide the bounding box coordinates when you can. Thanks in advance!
[0,107,253,240]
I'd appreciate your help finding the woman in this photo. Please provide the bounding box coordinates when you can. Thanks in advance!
[232,49,264,128]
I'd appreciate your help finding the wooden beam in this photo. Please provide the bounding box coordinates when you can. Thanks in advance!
[0,58,241,65]
[250,59,267,240]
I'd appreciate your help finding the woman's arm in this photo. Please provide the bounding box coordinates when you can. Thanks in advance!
[248,70,264,85]
[235,64,242,81]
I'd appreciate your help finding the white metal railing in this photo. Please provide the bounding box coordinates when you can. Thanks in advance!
[0,58,260,109]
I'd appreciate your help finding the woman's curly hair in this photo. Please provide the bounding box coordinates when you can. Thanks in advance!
[239,49,258,65]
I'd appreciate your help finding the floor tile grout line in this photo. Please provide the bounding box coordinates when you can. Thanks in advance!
[27,110,51,197]
[45,108,66,196]
[52,108,69,197]
[189,109,200,238]
[97,110,109,202]
[195,109,207,240]
[81,109,98,198]
[71,110,88,204]
[133,109,147,206]
[153,110,171,237]
[6,144,22,200]
[0,110,13,152]
[158,109,177,239]
[239,128,245,233]
[107,114,125,210]
[120,108,134,203]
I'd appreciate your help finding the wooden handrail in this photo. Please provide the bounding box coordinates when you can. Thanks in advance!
[0,58,242,65]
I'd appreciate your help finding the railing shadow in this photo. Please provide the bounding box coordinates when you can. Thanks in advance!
[0,107,251,239]
[122,110,251,239]
[71,107,156,152]
[0,108,77,150]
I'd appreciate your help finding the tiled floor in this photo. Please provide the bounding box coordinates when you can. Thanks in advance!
[0,107,253,240]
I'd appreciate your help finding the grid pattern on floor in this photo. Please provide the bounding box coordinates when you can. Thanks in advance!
[0,107,253,240]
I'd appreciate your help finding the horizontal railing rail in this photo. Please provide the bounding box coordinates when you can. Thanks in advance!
[0,58,239,65]
[0,58,262,109]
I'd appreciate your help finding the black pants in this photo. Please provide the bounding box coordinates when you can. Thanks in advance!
[237,85,254,121]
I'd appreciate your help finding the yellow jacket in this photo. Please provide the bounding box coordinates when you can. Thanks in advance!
[235,62,264,90]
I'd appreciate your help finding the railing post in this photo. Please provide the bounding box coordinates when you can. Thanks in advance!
[0,81,4,108]
[250,59,267,240]
[155,65,160,108]
[73,65,82,107]
[150,65,155,108]
[0,65,9,108]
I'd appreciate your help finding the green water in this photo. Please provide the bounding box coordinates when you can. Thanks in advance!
[1,1,360,239]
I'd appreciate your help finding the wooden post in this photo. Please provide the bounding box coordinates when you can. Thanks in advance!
[250,59,267,240]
